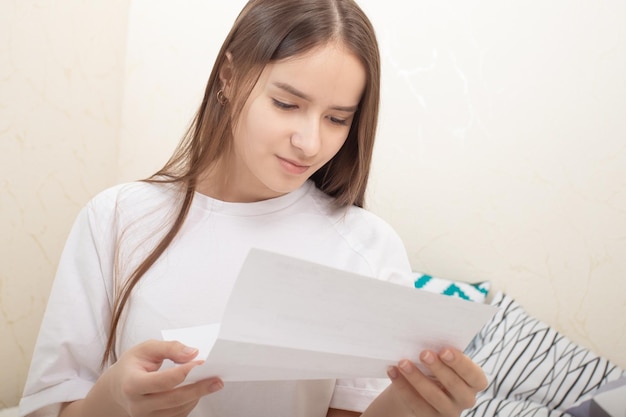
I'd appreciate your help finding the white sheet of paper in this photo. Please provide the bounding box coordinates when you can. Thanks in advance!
[162,248,497,383]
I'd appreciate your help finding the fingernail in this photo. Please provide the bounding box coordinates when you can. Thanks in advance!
[421,351,435,365]
[399,360,413,374]
[441,349,454,362]
[182,346,198,355]
[387,366,398,379]
[209,380,224,391]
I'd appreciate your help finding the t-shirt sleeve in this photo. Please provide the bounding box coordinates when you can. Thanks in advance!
[19,199,116,417]
[329,378,392,412]
[329,210,414,412]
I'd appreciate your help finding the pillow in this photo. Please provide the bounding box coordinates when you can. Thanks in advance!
[413,273,490,303]
[463,291,625,417]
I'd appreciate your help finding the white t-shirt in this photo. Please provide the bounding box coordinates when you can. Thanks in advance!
[20,180,413,417]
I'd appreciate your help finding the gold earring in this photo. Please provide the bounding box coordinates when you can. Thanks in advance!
[217,89,228,106]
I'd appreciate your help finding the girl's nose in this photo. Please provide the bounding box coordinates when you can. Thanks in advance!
[290,118,321,157]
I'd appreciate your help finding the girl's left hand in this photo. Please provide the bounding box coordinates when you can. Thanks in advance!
[384,348,487,416]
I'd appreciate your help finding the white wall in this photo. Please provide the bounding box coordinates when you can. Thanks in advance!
[365,0,626,364]
[117,1,245,181]
[0,0,129,407]
[1,0,624,408]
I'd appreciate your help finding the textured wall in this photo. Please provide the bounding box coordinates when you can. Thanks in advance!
[365,0,626,368]
[0,0,129,407]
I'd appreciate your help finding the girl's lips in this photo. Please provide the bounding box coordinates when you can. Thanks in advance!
[277,156,310,175]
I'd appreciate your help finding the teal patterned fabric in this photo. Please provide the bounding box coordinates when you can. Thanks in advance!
[413,273,490,303]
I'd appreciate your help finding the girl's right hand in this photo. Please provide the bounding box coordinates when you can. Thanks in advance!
[74,340,223,417]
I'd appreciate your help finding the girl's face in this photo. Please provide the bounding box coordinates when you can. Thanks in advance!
[208,42,366,202]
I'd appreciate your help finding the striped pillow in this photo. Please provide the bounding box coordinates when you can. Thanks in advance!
[464,291,625,416]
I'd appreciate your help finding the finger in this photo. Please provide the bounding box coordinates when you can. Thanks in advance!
[420,350,477,410]
[151,400,200,417]
[393,361,457,416]
[438,348,488,391]
[386,366,434,416]
[138,378,224,412]
[133,340,201,371]
[129,394,199,417]
[132,359,203,395]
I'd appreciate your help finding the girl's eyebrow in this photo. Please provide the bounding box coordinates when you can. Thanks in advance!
[272,82,359,113]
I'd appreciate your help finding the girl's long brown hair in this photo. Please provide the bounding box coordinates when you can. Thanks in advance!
[103,0,382,365]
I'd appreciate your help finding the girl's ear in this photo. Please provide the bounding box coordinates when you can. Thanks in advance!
[219,52,234,98]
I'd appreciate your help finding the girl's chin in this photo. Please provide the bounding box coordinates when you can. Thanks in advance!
[261,178,308,198]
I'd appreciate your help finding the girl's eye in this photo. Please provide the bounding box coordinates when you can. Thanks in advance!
[272,98,297,110]
[328,116,349,126]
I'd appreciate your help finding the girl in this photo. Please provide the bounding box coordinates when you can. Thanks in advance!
[20,1,487,416]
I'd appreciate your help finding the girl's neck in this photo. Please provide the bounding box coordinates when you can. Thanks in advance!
[195,163,285,203]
